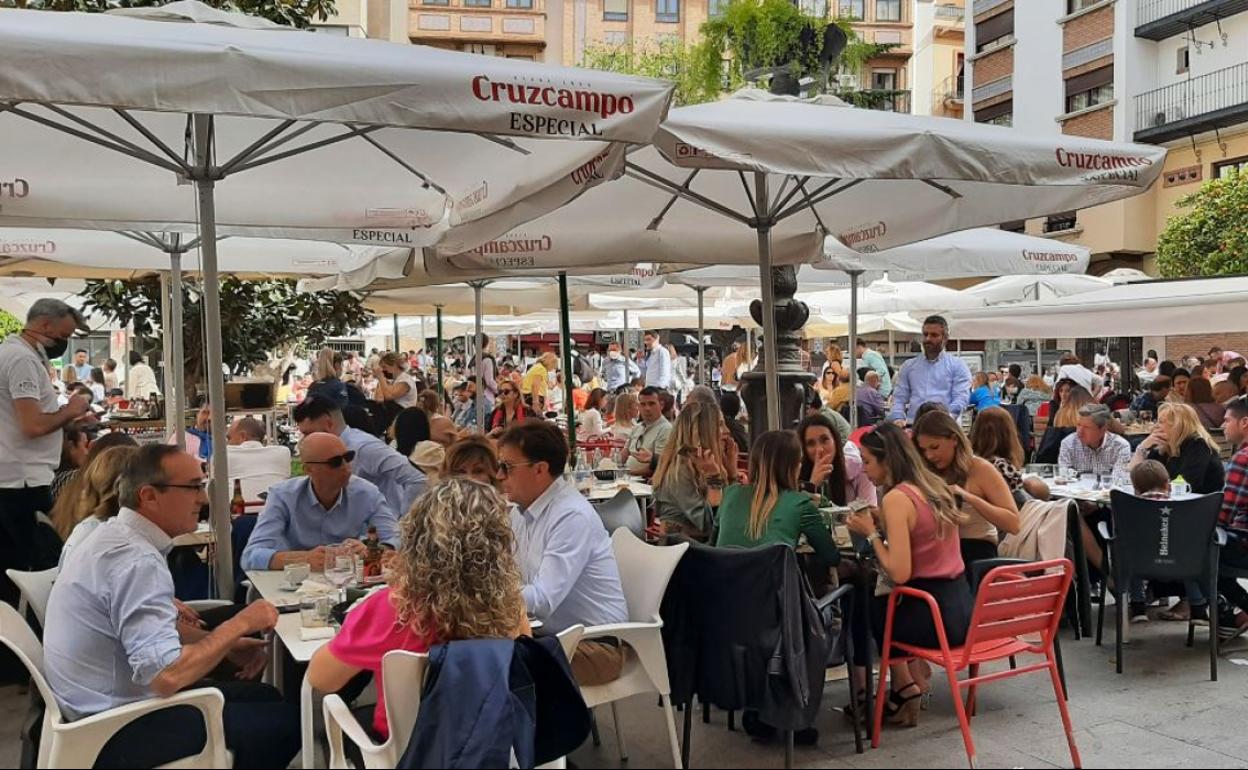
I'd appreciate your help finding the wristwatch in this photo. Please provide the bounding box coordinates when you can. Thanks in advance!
[866,531,882,545]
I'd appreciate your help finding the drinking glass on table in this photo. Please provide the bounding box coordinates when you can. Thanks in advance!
[323,543,357,604]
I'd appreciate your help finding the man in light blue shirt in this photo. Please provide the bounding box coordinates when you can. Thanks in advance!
[499,421,628,642]
[43,444,297,768]
[889,315,972,424]
[242,432,398,572]
[602,341,640,392]
[642,331,672,390]
[855,338,893,397]
[293,396,426,517]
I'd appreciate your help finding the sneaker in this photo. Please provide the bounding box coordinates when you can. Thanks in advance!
[1129,602,1150,623]
[1216,607,1248,642]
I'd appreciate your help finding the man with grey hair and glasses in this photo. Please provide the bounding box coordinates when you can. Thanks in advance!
[0,299,97,610]
[1058,403,1132,477]
[44,444,298,768]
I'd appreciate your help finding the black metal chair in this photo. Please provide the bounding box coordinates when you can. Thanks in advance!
[593,489,645,539]
[1095,490,1222,680]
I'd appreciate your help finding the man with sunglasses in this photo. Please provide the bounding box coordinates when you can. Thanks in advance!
[44,444,299,768]
[292,397,426,518]
[241,432,398,572]
[1,299,97,615]
[499,421,628,686]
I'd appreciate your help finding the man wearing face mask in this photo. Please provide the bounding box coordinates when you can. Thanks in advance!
[602,341,639,393]
[0,299,97,609]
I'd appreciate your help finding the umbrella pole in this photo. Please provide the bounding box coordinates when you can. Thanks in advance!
[435,306,444,397]
[420,315,426,356]
[623,309,630,359]
[191,114,233,600]
[170,250,186,450]
[888,328,896,368]
[473,282,485,432]
[392,313,400,353]
[848,270,860,430]
[159,271,174,441]
[696,286,706,386]
[1036,338,1043,378]
[755,172,781,431]
[559,272,576,447]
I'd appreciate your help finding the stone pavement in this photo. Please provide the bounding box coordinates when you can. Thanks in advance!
[1,611,1245,769]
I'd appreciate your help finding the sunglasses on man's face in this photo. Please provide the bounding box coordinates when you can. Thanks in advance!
[303,450,356,469]
[497,460,538,476]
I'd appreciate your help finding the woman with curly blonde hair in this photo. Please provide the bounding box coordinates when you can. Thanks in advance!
[308,478,529,740]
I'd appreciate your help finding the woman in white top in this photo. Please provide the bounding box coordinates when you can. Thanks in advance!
[668,344,692,403]
[373,352,422,409]
[610,391,639,441]
[578,388,609,440]
[50,444,138,568]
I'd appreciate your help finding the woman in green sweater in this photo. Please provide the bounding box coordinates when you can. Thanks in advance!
[716,430,841,568]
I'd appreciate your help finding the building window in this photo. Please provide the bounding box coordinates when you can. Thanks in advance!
[604,0,628,21]
[1066,83,1112,113]
[1214,156,1248,179]
[710,0,729,15]
[465,43,497,55]
[656,0,679,22]
[1176,45,1189,74]
[1066,0,1101,13]
[975,99,1012,126]
[876,0,901,22]
[799,0,829,17]
[422,0,449,5]
[1044,212,1078,233]
[505,0,534,8]
[464,0,492,6]
[837,0,864,19]
[1064,65,1112,113]
[975,9,1013,53]
[1000,220,1026,233]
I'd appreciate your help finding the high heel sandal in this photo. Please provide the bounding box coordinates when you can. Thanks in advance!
[885,683,923,728]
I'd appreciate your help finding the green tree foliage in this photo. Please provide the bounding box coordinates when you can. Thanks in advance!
[580,0,901,107]
[3,0,337,29]
[81,277,373,390]
[1156,170,1248,277]
[0,310,22,338]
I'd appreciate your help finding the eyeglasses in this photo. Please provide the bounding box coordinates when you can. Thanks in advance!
[499,389,517,396]
[154,479,210,492]
[497,460,538,476]
[303,450,356,469]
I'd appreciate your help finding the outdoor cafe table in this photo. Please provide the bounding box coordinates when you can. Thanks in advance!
[585,478,653,503]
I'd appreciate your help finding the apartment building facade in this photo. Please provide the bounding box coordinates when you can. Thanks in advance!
[965,0,1248,274]
[911,0,966,117]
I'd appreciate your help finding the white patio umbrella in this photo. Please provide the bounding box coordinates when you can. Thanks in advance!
[0,1,673,599]
[963,273,1114,305]
[802,277,988,316]
[947,276,1248,339]
[427,90,1165,429]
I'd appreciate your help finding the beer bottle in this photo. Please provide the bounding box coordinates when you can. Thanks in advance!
[230,479,246,517]
[364,525,383,579]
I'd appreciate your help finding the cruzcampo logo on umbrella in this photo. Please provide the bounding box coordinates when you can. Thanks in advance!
[471,74,639,139]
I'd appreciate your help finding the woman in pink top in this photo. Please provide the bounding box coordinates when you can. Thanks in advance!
[308,478,531,740]
[847,423,972,728]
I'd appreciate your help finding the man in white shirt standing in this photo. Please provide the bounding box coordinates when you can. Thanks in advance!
[226,416,292,502]
[0,299,96,610]
[126,349,160,399]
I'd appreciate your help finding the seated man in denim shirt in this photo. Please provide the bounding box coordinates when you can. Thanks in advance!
[242,432,398,572]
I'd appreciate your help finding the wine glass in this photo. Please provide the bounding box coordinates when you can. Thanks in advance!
[323,544,356,604]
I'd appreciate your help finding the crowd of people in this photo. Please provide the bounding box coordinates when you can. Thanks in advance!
[4,298,1248,766]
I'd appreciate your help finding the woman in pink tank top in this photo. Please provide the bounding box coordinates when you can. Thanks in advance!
[846,423,974,728]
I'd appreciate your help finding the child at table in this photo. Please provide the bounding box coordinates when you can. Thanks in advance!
[1126,461,1209,624]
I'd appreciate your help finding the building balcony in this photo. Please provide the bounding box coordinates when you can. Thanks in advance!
[410,3,545,44]
[940,75,965,103]
[1135,61,1248,142]
[1135,0,1248,40]
[935,3,966,21]
[972,74,1011,104]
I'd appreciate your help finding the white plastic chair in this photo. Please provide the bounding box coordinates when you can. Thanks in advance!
[0,601,229,768]
[322,625,585,769]
[6,567,58,628]
[579,529,688,768]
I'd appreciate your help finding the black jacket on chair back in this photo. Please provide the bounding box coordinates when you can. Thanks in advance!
[660,540,830,732]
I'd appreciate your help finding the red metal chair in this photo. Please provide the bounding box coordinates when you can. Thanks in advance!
[1036,401,1052,419]
[871,559,1081,769]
